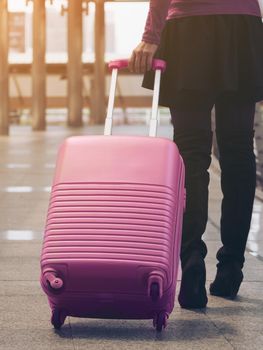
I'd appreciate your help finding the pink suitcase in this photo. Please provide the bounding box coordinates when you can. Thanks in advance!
[40,59,186,332]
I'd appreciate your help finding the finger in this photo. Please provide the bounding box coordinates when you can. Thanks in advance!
[128,51,136,72]
[134,51,142,74]
[140,52,148,73]
[146,53,153,71]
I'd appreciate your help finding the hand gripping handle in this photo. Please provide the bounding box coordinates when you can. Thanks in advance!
[108,58,166,72]
[104,58,166,137]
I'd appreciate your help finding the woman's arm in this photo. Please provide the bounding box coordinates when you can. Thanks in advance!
[142,0,172,45]
[128,0,171,73]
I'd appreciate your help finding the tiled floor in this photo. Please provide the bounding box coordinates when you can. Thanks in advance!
[0,124,262,350]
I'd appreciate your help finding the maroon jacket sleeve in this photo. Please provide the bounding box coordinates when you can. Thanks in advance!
[142,0,172,45]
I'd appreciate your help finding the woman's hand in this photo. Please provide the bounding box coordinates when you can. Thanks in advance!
[128,41,158,74]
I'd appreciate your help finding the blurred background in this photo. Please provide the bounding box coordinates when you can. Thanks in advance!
[3,0,159,128]
[0,0,263,188]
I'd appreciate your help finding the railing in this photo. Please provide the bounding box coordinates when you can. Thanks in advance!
[9,62,153,110]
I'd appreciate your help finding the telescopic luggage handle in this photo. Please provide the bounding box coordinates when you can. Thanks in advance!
[104,58,167,137]
[108,59,166,72]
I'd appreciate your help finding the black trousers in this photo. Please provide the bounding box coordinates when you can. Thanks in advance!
[169,90,256,269]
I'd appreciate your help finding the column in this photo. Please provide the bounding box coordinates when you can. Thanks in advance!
[32,0,46,130]
[0,0,9,135]
[90,0,106,124]
[67,0,83,126]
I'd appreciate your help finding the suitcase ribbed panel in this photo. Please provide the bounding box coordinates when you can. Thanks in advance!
[42,182,178,269]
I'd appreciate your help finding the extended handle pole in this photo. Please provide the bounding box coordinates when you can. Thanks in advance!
[104,68,118,136]
[149,69,161,137]
[104,59,166,137]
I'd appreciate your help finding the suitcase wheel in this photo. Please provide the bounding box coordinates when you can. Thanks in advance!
[153,311,169,332]
[51,309,66,330]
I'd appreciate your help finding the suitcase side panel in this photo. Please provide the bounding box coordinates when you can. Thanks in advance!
[41,137,185,319]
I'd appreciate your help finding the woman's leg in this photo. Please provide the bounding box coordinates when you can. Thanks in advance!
[170,90,215,308]
[211,92,256,298]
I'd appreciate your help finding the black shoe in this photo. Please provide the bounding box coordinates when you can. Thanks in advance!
[209,261,243,299]
[178,254,208,309]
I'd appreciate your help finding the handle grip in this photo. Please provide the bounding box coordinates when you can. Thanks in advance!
[108,58,166,72]
[105,58,166,137]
